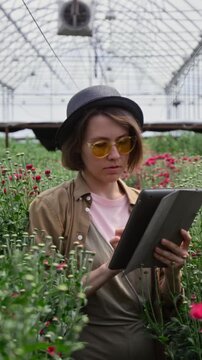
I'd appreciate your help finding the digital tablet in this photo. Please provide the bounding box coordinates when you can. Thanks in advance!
[108,188,202,271]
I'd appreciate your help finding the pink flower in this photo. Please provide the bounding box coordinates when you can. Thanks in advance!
[56,262,67,270]
[189,302,202,320]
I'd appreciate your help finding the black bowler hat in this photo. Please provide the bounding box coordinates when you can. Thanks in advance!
[55,85,144,149]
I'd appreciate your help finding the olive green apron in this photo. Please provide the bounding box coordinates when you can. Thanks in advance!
[73,224,157,360]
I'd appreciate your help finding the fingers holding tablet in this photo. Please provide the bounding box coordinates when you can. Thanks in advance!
[154,229,190,269]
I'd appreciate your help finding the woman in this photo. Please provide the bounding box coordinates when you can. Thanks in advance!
[29,85,190,360]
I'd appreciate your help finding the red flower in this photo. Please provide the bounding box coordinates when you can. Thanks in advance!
[15,173,22,180]
[26,164,33,170]
[156,171,170,178]
[35,175,41,182]
[3,188,7,194]
[144,158,156,166]
[192,156,200,162]
[1,168,7,175]
[11,291,20,298]
[189,302,202,320]
[167,164,177,170]
[47,346,56,356]
[191,294,197,302]
[182,156,189,161]
[166,157,175,164]
[43,259,51,270]
[45,169,51,176]
[45,320,52,327]
[191,251,201,258]
[39,328,45,336]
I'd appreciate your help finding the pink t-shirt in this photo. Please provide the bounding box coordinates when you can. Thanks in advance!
[90,192,130,243]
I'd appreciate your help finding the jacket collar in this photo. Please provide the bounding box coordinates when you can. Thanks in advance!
[117,178,139,205]
[73,172,139,205]
[74,172,91,200]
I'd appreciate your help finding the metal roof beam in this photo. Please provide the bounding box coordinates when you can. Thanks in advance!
[0,80,14,91]
[165,39,202,92]
[0,4,69,90]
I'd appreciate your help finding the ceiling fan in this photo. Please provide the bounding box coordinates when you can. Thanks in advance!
[57,0,92,36]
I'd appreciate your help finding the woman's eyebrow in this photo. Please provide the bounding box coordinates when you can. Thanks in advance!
[89,134,128,142]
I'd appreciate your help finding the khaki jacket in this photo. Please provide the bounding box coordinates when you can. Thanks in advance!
[29,172,139,256]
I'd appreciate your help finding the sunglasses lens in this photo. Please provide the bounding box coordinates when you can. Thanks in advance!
[91,141,109,158]
[117,136,135,154]
[89,136,135,158]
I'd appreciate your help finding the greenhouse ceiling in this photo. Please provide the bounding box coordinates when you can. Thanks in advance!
[0,0,202,123]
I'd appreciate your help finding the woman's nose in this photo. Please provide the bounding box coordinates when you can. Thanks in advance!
[107,144,120,159]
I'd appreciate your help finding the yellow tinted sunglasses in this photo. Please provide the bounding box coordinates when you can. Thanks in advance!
[87,135,135,158]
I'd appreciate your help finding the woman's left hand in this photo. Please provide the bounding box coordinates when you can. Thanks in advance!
[154,228,191,270]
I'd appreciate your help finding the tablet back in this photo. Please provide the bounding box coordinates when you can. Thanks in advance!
[109,188,173,269]
[125,189,202,271]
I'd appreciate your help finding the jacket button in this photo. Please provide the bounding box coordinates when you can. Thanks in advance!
[85,207,90,212]
[86,195,91,201]
[77,234,83,241]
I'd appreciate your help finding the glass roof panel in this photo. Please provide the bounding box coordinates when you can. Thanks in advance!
[0,0,202,123]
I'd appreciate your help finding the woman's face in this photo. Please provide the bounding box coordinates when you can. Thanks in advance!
[81,114,130,185]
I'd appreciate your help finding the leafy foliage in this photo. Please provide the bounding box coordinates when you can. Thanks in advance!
[0,134,201,359]
[0,233,94,359]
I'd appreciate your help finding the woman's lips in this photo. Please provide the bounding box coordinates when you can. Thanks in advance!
[103,165,121,173]
[104,165,120,169]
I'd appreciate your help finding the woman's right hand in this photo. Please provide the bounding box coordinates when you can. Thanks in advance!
[110,228,124,249]
[83,228,124,296]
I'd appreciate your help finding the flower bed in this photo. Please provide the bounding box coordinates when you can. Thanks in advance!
[0,134,201,359]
